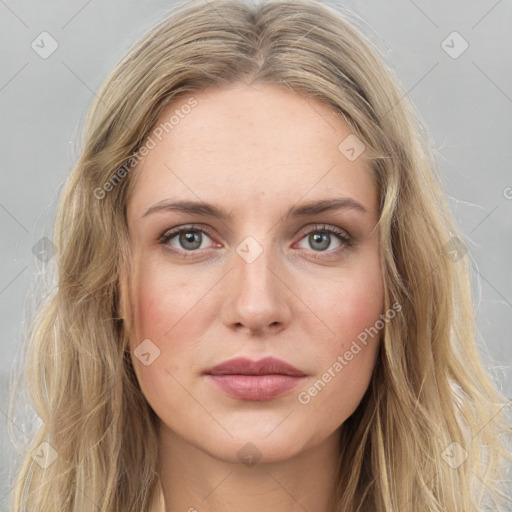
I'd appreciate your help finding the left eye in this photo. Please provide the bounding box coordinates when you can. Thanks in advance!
[159,224,352,256]
[295,224,352,254]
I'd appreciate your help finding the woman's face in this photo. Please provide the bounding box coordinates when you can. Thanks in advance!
[120,82,384,463]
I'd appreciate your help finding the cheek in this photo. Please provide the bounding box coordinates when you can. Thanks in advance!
[297,254,383,419]
[132,258,204,343]
[127,260,202,396]
[318,251,384,346]
[337,271,383,339]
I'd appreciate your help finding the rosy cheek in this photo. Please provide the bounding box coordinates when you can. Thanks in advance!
[131,264,202,371]
[135,264,179,337]
[129,274,178,400]
[137,287,165,336]
[333,273,383,326]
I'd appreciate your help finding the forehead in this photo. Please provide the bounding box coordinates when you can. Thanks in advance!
[127,82,377,220]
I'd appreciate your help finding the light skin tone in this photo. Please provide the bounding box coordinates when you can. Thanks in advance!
[119,82,384,512]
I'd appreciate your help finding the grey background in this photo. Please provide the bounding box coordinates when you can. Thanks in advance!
[1,0,511,508]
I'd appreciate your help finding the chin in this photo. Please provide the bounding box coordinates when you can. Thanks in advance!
[205,437,304,466]
[191,418,321,465]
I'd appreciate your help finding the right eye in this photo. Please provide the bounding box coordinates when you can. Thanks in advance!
[158,225,221,255]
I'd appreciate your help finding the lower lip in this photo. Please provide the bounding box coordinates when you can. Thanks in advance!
[205,374,305,401]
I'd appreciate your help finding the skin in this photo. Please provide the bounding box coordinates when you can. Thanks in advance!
[119,82,384,512]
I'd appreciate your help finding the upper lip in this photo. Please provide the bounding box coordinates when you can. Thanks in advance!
[204,356,306,377]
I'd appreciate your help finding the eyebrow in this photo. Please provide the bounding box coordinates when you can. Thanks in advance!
[142,197,368,220]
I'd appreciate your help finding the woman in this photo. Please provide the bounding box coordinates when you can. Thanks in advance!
[9,0,511,510]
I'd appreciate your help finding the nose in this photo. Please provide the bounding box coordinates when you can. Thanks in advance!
[221,239,292,335]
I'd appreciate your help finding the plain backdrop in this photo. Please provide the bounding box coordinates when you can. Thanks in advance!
[1,0,511,508]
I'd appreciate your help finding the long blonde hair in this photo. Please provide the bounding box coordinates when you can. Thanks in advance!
[8,0,511,510]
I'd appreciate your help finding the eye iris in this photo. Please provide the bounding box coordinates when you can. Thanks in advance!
[180,230,202,250]
[309,232,330,251]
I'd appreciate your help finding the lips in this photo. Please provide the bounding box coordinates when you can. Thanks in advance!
[203,356,306,401]
[204,356,306,377]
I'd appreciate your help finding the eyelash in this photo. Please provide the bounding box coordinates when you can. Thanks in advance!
[158,223,353,260]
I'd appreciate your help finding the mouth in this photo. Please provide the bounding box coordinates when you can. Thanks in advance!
[203,356,307,401]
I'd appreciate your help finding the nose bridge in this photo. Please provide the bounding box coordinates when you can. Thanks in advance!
[235,233,280,303]
[222,233,291,332]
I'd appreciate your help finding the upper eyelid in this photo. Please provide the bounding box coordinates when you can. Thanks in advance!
[297,223,351,239]
[159,223,215,240]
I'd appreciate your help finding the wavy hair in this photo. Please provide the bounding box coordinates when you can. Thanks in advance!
[8,0,511,510]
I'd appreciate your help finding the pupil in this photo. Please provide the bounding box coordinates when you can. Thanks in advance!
[311,232,329,251]
[181,231,201,249]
